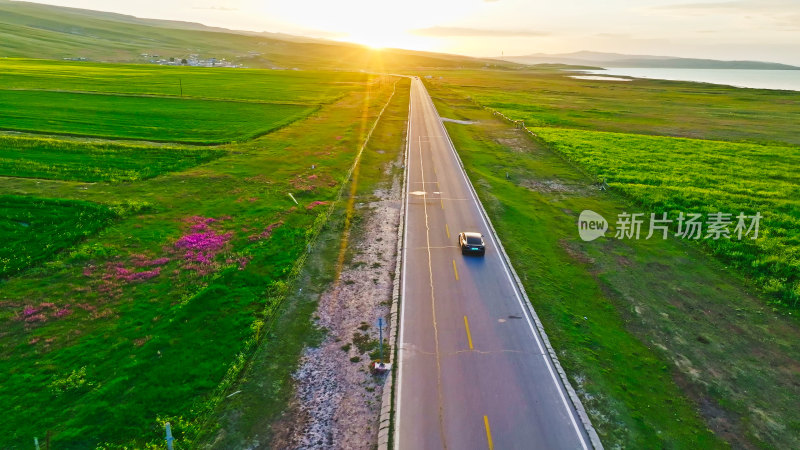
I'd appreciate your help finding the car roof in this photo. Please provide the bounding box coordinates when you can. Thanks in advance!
[463,232,482,238]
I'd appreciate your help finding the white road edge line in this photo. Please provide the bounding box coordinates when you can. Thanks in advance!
[393,78,414,450]
[422,83,591,450]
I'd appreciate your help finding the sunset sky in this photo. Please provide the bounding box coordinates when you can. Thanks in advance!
[22,0,800,64]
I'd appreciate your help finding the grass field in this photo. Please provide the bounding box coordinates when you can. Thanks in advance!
[532,128,800,306]
[0,89,316,143]
[0,57,401,447]
[427,79,800,448]
[431,69,800,146]
[0,59,368,104]
[0,195,115,278]
[0,134,225,181]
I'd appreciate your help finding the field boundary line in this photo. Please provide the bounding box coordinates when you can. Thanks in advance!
[423,80,604,449]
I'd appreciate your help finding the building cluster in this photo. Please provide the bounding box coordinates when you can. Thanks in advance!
[139,54,242,68]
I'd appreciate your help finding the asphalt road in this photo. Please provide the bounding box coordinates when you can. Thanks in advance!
[394,77,593,449]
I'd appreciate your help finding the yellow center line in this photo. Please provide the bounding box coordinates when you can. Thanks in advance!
[445,224,450,239]
[418,135,448,448]
[440,198,445,209]
[452,259,459,281]
[484,415,494,450]
[464,316,474,350]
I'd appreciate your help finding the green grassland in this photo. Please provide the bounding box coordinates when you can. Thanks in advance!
[0,57,403,447]
[0,88,316,143]
[0,195,115,278]
[531,128,800,306]
[426,79,800,448]
[0,59,367,104]
[430,69,800,146]
[0,134,225,181]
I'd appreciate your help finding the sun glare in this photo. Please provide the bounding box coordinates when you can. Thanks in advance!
[346,30,429,51]
[264,0,464,52]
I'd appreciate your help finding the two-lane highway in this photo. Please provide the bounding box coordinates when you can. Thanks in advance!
[394,77,594,449]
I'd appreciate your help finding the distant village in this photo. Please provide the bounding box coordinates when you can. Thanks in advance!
[139,54,243,68]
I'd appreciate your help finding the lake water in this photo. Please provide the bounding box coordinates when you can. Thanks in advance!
[580,68,800,91]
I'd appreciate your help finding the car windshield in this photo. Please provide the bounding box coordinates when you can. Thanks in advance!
[466,236,482,245]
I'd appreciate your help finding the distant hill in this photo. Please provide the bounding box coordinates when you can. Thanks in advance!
[0,0,516,71]
[500,51,800,70]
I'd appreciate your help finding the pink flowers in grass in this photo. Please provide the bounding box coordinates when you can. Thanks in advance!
[175,217,233,272]
[185,215,219,232]
[22,306,46,322]
[18,302,72,323]
[185,251,215,264]
[130,254,170,268]
[249,221,283,242]
[175,231,232,252]
[306,201,328,210]
[54,307,72,318]
[226,255,252,270]
[114,266,162,282]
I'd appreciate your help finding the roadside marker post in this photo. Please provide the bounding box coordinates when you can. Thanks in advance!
[372,317,391,375]
[378,317,384,361]
[165,422,174,450]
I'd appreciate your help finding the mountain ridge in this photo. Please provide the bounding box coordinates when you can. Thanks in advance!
[500,51,800,70]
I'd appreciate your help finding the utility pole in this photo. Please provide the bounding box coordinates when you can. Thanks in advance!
[179,78,183,97]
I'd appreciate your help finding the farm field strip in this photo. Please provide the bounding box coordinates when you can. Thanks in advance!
[0,58,371,103]
[0,134,226,182]
[0,89,317,144]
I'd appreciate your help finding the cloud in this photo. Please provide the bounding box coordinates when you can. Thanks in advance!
[648,1,800,30]
[651,1,741,11]
[192,5,238,11]
[651,0,800,13]
[410,26,547,37]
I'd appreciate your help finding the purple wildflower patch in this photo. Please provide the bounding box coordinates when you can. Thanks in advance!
[306,201,328,210]
[174,217,234,273]
[111,264,162,282]
[175,231,232,253]
[131,255,170,268]
[249,221,283,242]
[54,307,72,318]
[25,313,47,323]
